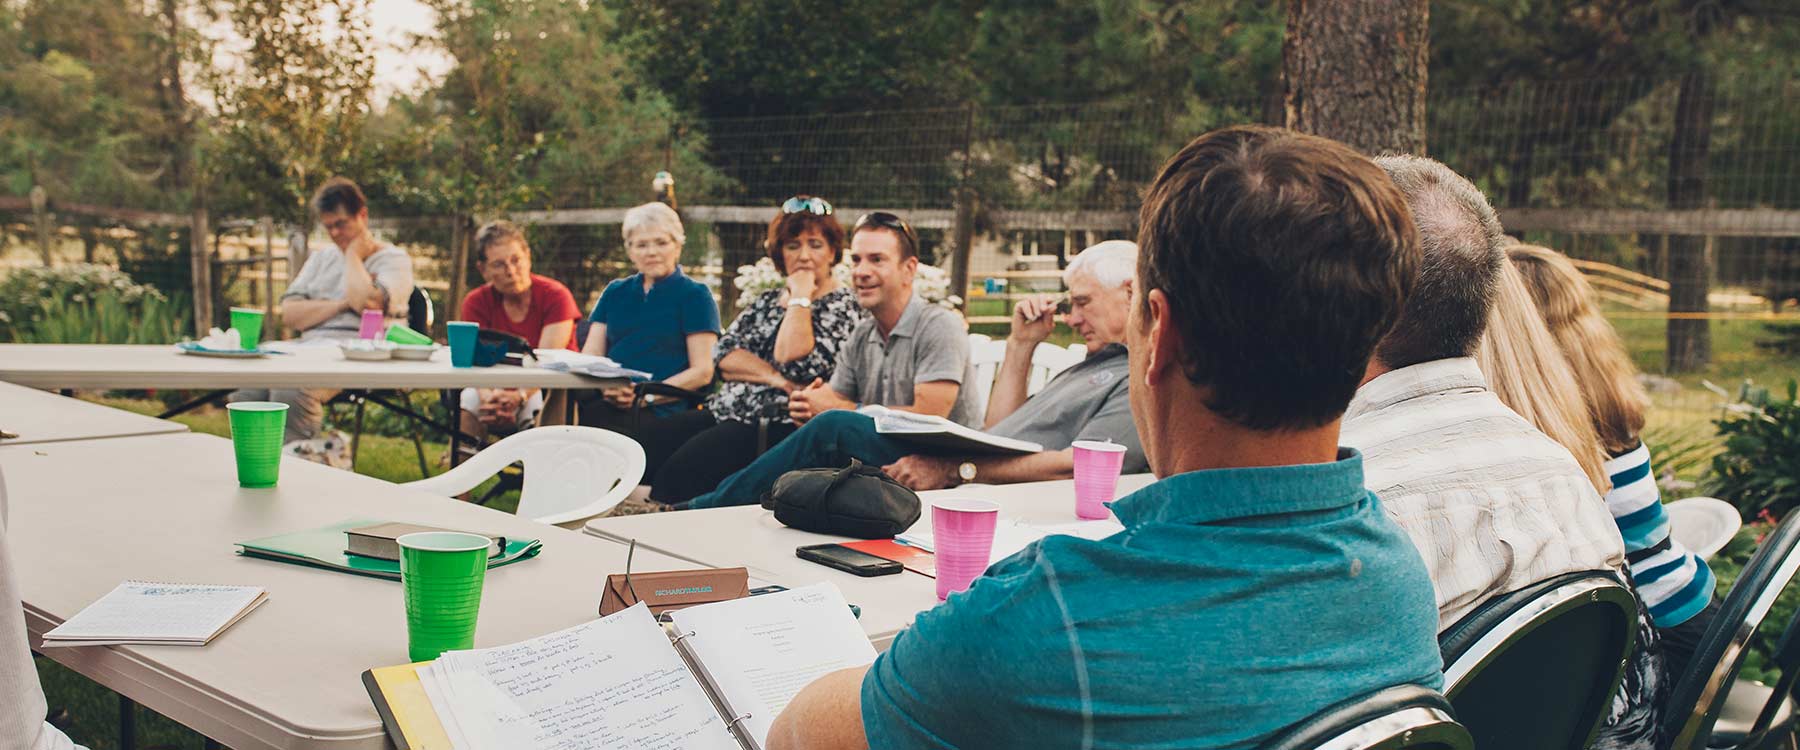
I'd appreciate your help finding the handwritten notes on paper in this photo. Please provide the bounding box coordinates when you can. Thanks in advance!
[419,603,737,750]
[41,581,267,646]
[670,584,878,747]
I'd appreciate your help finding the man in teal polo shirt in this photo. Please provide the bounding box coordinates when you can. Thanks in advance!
[767,126,1446,750]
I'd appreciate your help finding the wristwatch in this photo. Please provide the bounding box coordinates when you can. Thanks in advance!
[787,297,812,309]
[957,461,978,483]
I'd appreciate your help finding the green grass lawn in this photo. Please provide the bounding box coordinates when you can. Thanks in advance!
[37,394,520,749]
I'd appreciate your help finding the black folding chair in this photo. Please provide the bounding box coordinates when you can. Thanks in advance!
[332,287,439,474]
[1665,510,1800,750]
[1437,570,1639,750]
[1256,684,1472,750]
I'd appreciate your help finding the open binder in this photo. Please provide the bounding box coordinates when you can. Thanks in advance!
[364,584,875,750]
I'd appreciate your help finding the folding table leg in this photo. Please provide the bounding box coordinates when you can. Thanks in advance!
[351,396,367,468]
[118,695,136,749]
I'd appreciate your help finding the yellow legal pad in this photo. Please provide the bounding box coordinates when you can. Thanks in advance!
[361,662,451,750]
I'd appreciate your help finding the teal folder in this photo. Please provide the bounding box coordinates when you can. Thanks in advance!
[236,519,542,581]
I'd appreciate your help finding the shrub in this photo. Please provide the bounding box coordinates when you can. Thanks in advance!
[7,288,189,345]
[1712,380,1800,520]
[0,264,184,343]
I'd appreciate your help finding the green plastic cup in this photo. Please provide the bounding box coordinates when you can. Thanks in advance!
[398,532,489,662]
[226,402,288,488]
[384,324,434,346]
[229,307,265,351]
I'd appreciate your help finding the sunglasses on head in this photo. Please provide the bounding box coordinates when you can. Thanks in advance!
[781,196,833,216]
[854,211,919,248]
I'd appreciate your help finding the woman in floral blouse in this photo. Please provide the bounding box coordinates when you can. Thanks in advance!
[636,196,865,505]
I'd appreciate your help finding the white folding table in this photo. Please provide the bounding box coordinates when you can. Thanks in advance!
[0,380,188,447]
[4,432,695,750]
[583,474,1158,649]
[0,343,623,462]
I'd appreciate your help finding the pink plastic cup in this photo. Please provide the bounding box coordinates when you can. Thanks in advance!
[930,498,1001,600]
[1072,440,1128,520]
[358,309,386,340]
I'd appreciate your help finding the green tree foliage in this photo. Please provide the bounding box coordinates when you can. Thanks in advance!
[614,0,979,120]
[380,0,719,214]
[0,0,190,208]
[204,0,377,223]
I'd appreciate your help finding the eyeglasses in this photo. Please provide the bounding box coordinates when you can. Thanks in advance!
[781,196,833,216]
[854,211,919,253]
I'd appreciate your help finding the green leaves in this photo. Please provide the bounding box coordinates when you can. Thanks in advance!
[1711,380,1800,520]
[0,264,188,344]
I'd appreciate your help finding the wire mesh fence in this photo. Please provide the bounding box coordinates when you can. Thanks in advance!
[4,72,1796,410]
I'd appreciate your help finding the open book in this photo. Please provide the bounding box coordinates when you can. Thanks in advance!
[856,404,1042,455]
[364,583,876,750]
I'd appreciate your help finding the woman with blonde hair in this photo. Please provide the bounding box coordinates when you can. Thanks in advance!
[1475,262,1612,491]
[1476,261,1671,747]
[1510,243,1716,676]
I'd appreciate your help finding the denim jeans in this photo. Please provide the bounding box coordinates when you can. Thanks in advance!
[688,409,911,508]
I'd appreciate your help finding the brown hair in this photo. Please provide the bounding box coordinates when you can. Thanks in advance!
[1510,243,1650,455]
[474,220,529,265]
[1136,125,1418,430]
[1476,261,1612,492]
[311,176,367,217]
[765,198,845,273]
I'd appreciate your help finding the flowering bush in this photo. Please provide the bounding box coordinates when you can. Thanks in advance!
[0,264,173,341]
[731,257,963,310]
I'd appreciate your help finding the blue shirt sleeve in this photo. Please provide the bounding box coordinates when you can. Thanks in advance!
[680,280,722,335]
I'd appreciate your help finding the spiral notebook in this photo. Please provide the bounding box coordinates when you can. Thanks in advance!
[364,583,874,750]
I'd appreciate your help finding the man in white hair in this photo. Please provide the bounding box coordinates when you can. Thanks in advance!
[686,240,1143,504]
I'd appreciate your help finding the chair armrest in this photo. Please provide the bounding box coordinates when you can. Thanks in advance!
[632,382,707,410]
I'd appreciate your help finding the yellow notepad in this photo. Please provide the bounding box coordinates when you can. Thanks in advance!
[362,662,451,750]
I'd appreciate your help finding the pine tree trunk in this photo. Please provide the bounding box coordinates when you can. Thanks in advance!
[1665,72,1715,373]
[1282,0,1429,155]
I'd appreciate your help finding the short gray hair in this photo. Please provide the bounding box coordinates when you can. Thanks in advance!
[1372,154,1508,369]
[622,202,685,246]
[1064,240,1137,288]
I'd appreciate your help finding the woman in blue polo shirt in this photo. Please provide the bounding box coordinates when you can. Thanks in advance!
[579,202,721,431]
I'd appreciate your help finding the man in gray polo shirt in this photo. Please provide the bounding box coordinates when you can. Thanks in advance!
[229,177,415,443]
[688,240,1144,508]
[784,211,979,427]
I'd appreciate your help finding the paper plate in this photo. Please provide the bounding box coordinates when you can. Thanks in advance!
[176,342,273,358]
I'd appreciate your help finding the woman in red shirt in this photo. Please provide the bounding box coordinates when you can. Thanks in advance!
[456,220,582,440]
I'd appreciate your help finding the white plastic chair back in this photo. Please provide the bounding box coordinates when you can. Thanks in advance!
[1028,341,1083,395]
[403,426,645,526]
[967,333,1008,416]
[1667,496,1744,560]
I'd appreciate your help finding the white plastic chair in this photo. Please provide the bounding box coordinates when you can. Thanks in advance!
[966,333,1008,417]
[404,426,645,527]
[1666,496,1744,560]
[1027,341,1084,395]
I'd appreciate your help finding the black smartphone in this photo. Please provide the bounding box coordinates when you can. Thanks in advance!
[796,543,903,577]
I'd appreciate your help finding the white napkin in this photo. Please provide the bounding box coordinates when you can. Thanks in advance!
[197,327,241,350]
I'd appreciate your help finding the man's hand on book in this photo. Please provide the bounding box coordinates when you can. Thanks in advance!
[883,455,958,491]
